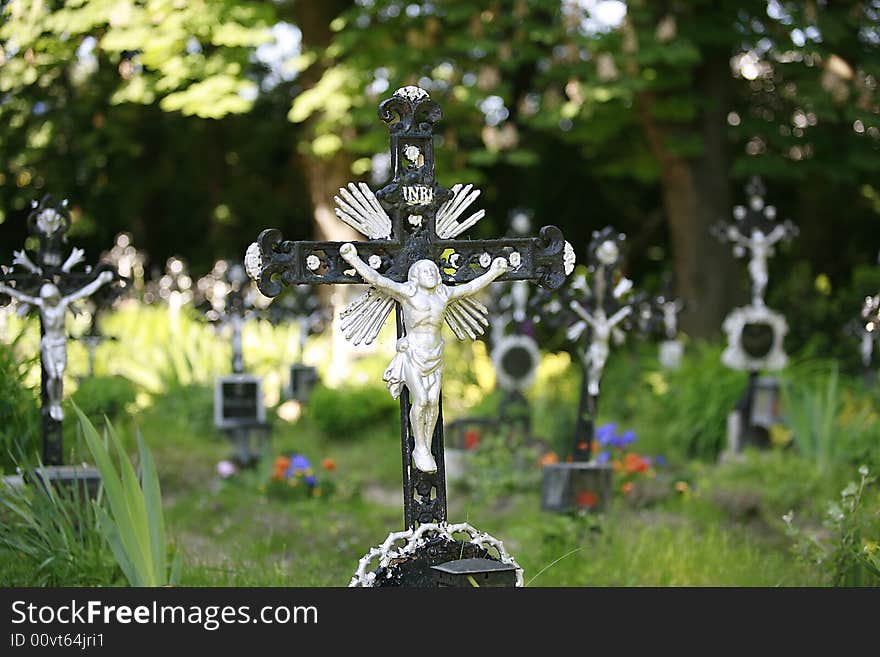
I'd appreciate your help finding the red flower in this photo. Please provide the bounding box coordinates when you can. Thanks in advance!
[464,430,480,450]
[322,458,336,472]
[624,452,649,474]
[576,491,599,508]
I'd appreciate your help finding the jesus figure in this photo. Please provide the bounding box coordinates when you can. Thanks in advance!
[0,270,114,420]
[339,242,509,473]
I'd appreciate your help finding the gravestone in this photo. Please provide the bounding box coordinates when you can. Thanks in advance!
[0,195,124,491]
[712,178,797,453]
[199,260,270,466]
[538,227,639,513]
[638,276,685,370]
[245,85,572,586]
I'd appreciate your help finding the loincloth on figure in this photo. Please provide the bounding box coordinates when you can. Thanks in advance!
[40,335,68,374]
[383,336,443,401]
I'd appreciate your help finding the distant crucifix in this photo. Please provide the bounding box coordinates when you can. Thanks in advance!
[0,196,122,465]
[712,177,798,308]
[565,228,636,460]
[246,86,573,533]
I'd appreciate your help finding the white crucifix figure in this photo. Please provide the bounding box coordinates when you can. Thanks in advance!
[340,242,509,473]
[570,301,631,397]
[661,297,685,339]
[0,271,114,420]
[726,223,791,307]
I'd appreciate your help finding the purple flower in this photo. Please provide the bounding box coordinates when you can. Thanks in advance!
[216,460,237,479]
[304,475,317,486]
[654,455,666,467]
[618,430,637,448]
[596,423,618,447]
[290,454,311,472]
[597,451,611,464]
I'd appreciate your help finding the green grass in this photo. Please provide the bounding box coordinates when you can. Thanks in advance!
[1,304,877,587]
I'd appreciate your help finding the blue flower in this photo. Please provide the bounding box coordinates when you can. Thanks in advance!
[654,455,666,467]
[304,475,317,486]
[596,423,618,447]
[618,430,637,447]
[597,451,611,464]
[290,454,311,472]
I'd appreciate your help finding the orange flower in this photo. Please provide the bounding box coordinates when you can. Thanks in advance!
[576,490,599,508]
[621,481,635,495]
[322,458,337,472]
[612,459,623,472]
[272,456,290,481]
[624,452,648,474]
[590,441,600,453]
[464,430,480,450]
[540,451,559,466]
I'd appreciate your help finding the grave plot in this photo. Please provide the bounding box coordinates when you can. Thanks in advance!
[712,178,798,454]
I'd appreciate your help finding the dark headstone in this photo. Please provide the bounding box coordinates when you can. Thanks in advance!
[214,375,265,429]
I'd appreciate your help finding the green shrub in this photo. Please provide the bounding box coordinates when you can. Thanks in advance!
[0,336,39,473]
[599,341,743,462]
[0,459,121,586]
[144,382,217,438]
[70,375,138,425]
[307,383,397,437]
[781,361,880,474]
[75,404,179,586]
[784,466,880,586]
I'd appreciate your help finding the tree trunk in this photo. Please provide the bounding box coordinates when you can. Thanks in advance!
[638,57,740,338]
[290,0,359,244]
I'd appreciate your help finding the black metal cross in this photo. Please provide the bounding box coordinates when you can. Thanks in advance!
[246,86,570,530]
[0,195,124,465]
[531,227,637,461]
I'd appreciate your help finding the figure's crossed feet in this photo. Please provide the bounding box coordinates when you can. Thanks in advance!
[413,447,437,473]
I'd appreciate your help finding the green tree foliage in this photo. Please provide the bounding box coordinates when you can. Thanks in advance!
[0,1,877,346]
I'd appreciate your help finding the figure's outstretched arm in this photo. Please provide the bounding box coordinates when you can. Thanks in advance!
[0,283,39,306]
[61,247,86,273]
[569,300,597,329]
[765,225,789,246]
[726,227,751,248]
[339,243,411,301]
[65,270,114,304]
[12,250,42,275]
[608,306,632,328]
[447,257,509,300]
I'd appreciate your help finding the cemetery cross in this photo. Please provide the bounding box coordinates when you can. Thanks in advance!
[245,86,573,530]
[0,196,122,465]
[567,228,635,460]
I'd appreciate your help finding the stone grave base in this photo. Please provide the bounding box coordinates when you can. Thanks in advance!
[2,464,101,500]
[350,522,522,588]
[541,461,613,513]
[289,364,319,403]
